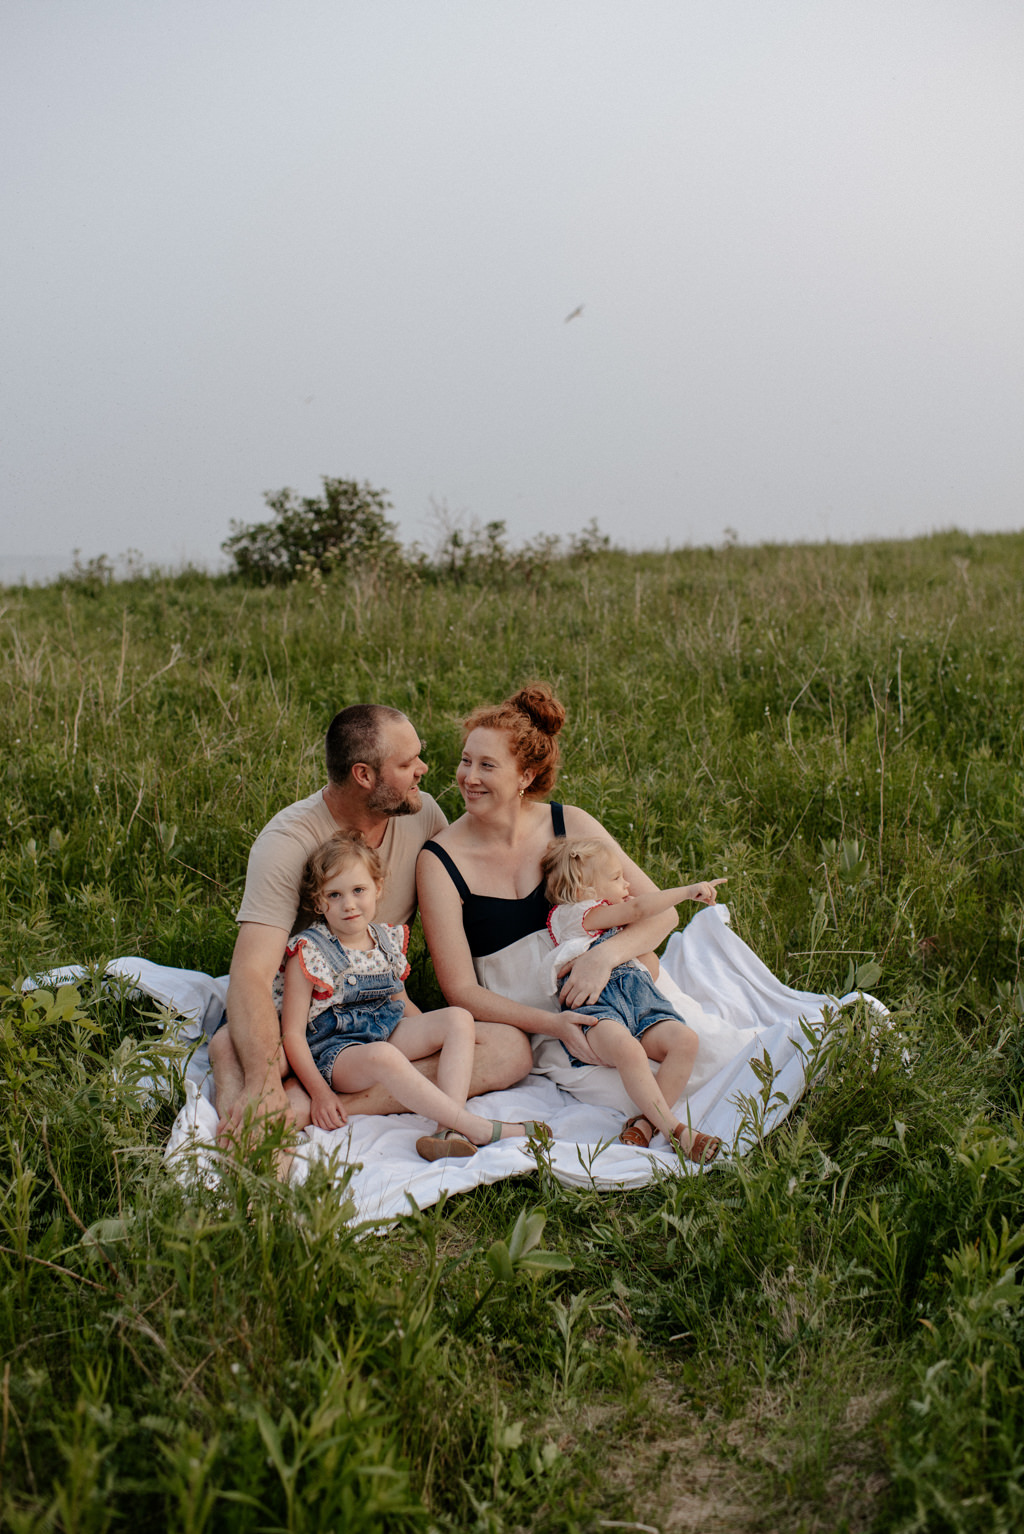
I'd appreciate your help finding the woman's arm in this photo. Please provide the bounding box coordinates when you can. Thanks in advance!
[416,848,602,1064]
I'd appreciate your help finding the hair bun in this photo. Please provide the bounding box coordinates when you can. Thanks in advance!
[512,682,566,737]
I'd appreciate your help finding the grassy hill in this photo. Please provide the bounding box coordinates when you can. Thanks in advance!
[2,531,1023,1531]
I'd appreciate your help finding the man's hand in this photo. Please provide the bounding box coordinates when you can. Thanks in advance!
[216,1072,294,1149]
[558,943,615,1010]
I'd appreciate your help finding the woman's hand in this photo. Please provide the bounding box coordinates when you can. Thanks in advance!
[558,943,616,1009]
[310,1090,348,1132]
[549,1011,602,1066]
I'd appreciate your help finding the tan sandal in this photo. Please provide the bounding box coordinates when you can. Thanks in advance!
[670,1125,721,1165]
[416,1128,477,1162]
[487,1119,552,1143]
[620,1114,654,1148]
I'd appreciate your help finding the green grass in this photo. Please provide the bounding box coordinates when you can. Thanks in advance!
[2,530,1023,1530]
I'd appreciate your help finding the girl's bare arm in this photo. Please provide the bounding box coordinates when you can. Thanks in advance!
[280,959,345,1118]
[583,878,727,933]
[396,985,420,1019]
[555,809,680,1006]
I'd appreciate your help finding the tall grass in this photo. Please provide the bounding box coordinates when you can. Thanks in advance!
[2,531,1023,1530]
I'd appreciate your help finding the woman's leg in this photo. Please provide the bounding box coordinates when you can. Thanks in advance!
[330,1040,529,1145]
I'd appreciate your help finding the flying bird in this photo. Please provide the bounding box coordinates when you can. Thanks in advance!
[564,304,584,323]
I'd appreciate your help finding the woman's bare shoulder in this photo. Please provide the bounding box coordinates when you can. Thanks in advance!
[420,814,470,852]
[560,803,611,838]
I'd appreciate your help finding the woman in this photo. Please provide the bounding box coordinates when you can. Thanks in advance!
[417,683,704,1114]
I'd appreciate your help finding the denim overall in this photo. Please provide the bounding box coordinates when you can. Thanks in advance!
[299,923,406,1085]
[557,928,683,1069]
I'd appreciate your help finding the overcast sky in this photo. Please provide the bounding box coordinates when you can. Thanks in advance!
[3,1,1023,577]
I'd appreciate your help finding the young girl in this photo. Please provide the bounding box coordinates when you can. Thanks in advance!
[281,831,548,1160]
[541,837,726,1163]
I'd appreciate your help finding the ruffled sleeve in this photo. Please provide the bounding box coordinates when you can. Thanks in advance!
[541,902,613,998]
[282,929,336,1001]
[547,901,610,946]
[378,922,412,982]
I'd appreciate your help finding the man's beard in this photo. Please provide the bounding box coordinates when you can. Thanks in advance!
[366,781,420,817]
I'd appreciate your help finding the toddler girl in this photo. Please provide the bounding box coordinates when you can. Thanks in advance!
[541,836,725,1163]
[281,831,547,1160]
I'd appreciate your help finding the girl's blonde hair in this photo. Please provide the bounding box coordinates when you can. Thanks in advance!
[541,836,616,905]
[296,831,385,930]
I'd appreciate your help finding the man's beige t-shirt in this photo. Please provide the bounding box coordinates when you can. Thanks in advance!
[236,789,447,931]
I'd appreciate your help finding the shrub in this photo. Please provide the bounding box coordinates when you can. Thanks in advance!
[222,478,401,584]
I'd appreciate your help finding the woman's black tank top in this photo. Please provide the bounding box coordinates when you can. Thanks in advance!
[421,802,566,958]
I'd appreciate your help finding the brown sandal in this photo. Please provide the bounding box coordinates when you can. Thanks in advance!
[415,1128,477,1162]
[620,1114,654,1148]
[670,1125,721,1165]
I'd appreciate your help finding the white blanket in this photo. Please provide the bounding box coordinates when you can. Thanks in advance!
[30,908,887,1224]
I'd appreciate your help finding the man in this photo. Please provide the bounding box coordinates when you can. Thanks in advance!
[211,704,532,1138]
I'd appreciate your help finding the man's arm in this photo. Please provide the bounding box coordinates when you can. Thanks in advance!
[223,921,293,1132]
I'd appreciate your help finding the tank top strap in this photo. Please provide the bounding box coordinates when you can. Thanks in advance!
[424,807,563,904]
[421,839,472,902]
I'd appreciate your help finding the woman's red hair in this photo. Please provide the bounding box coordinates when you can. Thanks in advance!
[462,682,566,797]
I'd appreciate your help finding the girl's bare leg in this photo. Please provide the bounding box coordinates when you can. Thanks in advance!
[641,1020,699,1119]
[390,1008,475,1114]
[331,1038,528,1145]
[584,1018,694,1144]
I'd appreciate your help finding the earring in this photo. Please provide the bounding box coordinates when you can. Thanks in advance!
[519,786,525,799]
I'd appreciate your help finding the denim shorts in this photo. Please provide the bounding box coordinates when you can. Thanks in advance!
[558,962,684,1070]
[306,991,406,1085]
